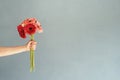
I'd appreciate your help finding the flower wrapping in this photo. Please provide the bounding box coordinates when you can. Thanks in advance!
[17,18,43,72]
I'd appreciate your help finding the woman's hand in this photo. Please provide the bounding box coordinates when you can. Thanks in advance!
[26,41,37,51]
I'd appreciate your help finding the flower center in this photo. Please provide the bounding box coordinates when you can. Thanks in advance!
[29,27,33,30]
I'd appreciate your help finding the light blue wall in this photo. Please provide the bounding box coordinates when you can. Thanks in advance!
[0,0,120,80]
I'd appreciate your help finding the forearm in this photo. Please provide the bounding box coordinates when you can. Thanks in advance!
[0,46,27,57]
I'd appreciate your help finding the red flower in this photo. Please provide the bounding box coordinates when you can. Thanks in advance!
[21,18,43,33]
[17,25,26,38]
[24,24,37,35]
[21,18,37,26]
[35,21,43,33]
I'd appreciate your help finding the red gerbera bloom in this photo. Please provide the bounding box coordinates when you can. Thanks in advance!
[17,25,26,38]
[24,24,37,35]
[21,18,43,33]
[35,21,43,33]
[21,18,37,26]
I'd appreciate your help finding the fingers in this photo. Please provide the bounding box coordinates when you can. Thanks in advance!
[30,41,37,50]
[26,40,37,51]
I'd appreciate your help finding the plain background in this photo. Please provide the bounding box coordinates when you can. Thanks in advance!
[0,0,120,80]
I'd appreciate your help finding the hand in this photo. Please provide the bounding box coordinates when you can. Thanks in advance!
[26,40,37,51]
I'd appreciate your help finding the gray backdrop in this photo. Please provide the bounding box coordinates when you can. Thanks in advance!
[0,0,120,80]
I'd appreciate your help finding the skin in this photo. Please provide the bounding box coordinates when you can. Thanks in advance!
[0,41,37,57]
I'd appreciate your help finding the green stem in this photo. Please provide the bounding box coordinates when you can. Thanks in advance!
[30,49,32,72]
[30,34,34,40]
[30,34,35,72]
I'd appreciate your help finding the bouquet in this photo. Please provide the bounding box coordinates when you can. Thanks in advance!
[17,18,43,72]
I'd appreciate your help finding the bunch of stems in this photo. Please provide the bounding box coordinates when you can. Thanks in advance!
[30,34,35,72]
